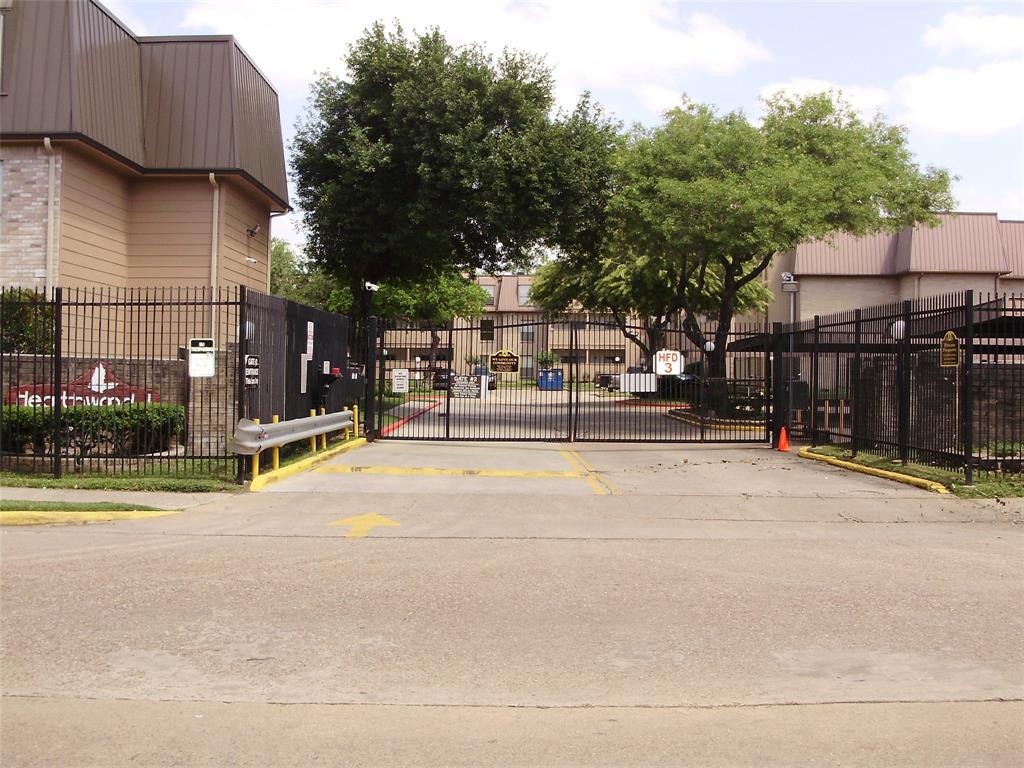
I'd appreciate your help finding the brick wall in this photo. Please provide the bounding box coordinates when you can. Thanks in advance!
[1,145,62,291]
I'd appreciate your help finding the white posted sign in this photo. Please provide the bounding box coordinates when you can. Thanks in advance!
[391,368,410,394]
[655,349,683,375]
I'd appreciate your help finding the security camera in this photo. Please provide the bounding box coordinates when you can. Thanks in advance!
[245,224,261,237]
[781,272,795,283]
[364,281,380,292]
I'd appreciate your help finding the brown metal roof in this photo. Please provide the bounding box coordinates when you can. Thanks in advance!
[895,213,1009,274]
[793,213,1013,277]
[1000,220,1024,279]
[793,230,899,276]
[0,0,287,209]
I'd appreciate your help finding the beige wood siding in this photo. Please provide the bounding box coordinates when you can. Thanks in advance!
[127,177,212,287]
[58,148,129,288]
[217,179,268,289]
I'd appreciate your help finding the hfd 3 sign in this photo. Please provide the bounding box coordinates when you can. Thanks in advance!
[655,349,683,375]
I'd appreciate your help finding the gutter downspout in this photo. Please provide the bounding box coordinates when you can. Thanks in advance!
[209,173,220,336]
[267,208,290,293]
[43,138,56,296]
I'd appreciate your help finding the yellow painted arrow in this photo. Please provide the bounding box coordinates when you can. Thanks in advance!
[329,512,400,538]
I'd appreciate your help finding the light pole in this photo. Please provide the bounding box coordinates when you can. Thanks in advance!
[780,273,800,431]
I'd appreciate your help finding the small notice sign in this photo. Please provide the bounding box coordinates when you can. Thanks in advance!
[489,349,520,373]
[940,330,960,368]
[306,321,315,356]
[188,338,216,378]
[451,375,485,399]
[655,349,683,375]
[392,368,410,394]
[244,354,260,387]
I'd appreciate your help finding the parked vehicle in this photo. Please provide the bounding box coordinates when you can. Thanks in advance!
[432,369,453,391]
[594,372,620,391]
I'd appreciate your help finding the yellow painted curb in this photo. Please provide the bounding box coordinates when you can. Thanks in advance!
[798,448,951,494]
[249,438,368,491]
[1,509,180,526]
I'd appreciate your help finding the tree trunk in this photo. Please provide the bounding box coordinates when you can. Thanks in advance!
[705,306,735,416]
[429,327,440,371]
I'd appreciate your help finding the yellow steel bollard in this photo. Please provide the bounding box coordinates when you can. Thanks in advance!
[319,407,328,450]
[309,409,317,452]
[271,415,280,470]
[353,404,360,438]
[251,418,261,480]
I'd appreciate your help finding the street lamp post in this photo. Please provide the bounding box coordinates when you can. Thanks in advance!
[780,273,800,432]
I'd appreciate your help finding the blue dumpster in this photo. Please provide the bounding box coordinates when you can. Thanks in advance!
[538,368,564,391]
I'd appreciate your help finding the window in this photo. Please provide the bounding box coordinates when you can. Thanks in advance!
[520,355,534,379]
[517,284,531,306]
[482,285,495,306]
[520,327,535,343]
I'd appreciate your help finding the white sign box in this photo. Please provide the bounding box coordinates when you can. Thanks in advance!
[621,373,657,394]
[188,338,216,378]
[655,349,683,375]
[392,368,410,394]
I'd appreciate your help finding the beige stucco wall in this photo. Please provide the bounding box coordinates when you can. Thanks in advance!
[0,143,62,291]
[908,273,1004,302]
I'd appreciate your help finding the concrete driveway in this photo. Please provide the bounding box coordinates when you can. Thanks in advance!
[2,441,1021,767]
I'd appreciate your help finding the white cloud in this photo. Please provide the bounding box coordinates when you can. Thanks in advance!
[923,6,1024,58]
[180,1,770,111]
[894,58,1024,136]
[953,179,1024,219]
[756,78,893,122]
[101,0,152,35]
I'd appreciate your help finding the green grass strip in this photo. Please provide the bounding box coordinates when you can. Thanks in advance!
[807,446,1024,498]
[0,500,162,512]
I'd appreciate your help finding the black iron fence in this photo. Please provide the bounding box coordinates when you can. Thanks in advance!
[1,286,364,481]
[774,291,1023,480]
[1,286,240,480]
[376,314,771,442]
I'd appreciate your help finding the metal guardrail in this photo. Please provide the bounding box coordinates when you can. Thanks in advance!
[230,410,354,455]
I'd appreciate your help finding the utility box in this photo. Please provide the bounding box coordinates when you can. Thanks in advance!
[339,365,366,400]
[538,368,564,391]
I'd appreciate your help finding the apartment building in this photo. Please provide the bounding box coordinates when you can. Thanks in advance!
[0,0,288,295]
[763,213,1024,324]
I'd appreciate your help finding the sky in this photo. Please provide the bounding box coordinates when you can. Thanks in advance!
[110,0,1024,247]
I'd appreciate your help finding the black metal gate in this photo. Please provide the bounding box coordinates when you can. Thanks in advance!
[375,315,771,443]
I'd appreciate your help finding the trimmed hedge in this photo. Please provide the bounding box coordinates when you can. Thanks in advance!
[1,404,185,460]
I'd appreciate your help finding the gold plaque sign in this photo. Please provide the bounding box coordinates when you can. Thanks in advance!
[489,349,520,373]
[939,330,959,368]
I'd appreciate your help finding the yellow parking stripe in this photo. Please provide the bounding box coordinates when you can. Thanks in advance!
[561,449,620,496]
[315,465,585,479]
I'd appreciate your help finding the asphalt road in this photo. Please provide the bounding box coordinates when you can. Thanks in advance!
[2,442,1022,767]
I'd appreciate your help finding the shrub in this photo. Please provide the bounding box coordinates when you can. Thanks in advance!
[1,404,185,464]
[536,350,560,370]
[1,288,55,354]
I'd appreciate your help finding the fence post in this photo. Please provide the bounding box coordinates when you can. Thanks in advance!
[235,285,247,484]
[963,290,975,485]
[810,315,820,447]
[771,322,784,447]
[364,316,378,441]
[51,287,63,478]
[898,299,912,465]
[851,309,862,457]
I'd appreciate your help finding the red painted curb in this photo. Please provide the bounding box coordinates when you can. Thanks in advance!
[380,400,442,436]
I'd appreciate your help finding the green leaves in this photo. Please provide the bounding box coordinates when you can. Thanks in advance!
[292,23,617,301]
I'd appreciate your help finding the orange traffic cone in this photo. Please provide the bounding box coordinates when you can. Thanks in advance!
[778,427,790,452]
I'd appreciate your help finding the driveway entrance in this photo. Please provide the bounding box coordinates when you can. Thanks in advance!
[376,316,771,443]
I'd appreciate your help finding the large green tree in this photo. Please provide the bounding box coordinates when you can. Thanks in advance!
[292,23,617,319]
[544,93,953,391]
